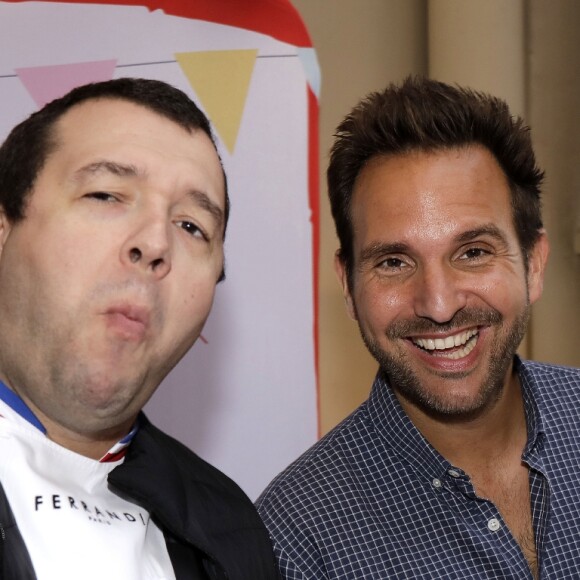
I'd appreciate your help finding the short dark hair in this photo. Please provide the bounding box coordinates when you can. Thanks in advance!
[0,77,229,234]
[328,76,544,285]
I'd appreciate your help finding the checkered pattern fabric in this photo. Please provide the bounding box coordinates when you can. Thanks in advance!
[256,358,580,579]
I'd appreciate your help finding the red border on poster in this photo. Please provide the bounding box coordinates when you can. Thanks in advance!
[4,0,313,47]
[307,86,320,435]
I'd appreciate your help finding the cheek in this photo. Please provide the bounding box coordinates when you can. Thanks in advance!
[354,282,407,331]
[0,237,50,302]
[20,219,103,285]
[48,245,104,306]
[169,271,217,323]
[473,272,529,313]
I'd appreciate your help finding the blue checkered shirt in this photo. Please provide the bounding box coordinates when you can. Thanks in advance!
[256,358,580,578]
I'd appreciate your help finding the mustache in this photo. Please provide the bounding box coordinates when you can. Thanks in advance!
[90,279,156,302]
[386,308,503,339]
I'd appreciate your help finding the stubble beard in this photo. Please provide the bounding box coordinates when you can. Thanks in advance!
[359,305,530,421]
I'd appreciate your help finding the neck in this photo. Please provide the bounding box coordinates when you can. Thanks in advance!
[0,377,134,460]
[44,420,134,460]
[396,372,528,471]
[30,395,136,459]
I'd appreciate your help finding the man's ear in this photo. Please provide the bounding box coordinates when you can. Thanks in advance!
[527,230,550,305]
[333,251,357,321]
[0,208,12,259]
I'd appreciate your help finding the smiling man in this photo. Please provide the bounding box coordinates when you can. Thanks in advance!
[0,78,277,579]
[257,77,580,579]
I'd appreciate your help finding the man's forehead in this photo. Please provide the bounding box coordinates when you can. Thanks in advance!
[53,97,173,136]
[350,146,515,242]
[49,97,218,170]
[353,145,509,199]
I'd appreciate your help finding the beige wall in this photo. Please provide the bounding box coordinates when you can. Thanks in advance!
[290,0,580,434]
[527,1,580,365]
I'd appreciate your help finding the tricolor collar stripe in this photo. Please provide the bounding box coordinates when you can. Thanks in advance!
[0,380,46,433]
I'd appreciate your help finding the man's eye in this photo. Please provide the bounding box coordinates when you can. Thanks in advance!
[372,255,412,277]
[177,220,206,240]
[85,192,118,202]
[461,247,490,260]
[378,257,407,270]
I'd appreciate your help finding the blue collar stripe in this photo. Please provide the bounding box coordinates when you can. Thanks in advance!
[0,381,46,434]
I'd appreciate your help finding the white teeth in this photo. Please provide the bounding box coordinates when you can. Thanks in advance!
[412,328,478,353]
[442,335,477,359]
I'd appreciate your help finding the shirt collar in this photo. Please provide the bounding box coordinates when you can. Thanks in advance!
[367,370,453,482]
[516,356,546,455]
[0,379,138,462]
[0,379,46,433]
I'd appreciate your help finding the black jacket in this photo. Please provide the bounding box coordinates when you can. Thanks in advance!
[0,414,279,579]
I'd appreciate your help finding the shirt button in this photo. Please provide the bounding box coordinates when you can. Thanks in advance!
[447,469,461,478]
[432,478,442,489]
[488,518,501,532]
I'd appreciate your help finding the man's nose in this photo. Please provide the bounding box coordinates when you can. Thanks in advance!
[412,262,467,324]
[121,217,172,279]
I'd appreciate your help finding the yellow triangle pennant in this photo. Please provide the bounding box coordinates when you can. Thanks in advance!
[176,50,258,154]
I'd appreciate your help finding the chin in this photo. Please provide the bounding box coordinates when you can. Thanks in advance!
[70,373,138,413]
[397,374,506,420]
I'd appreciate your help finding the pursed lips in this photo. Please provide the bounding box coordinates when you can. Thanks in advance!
[103,304,150,341]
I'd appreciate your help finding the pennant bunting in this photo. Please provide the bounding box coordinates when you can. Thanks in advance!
[176,50,257,153]
[15,60,117,108]
[297,48,321,99]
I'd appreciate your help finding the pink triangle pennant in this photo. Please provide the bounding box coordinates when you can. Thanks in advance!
[15,60,117,108]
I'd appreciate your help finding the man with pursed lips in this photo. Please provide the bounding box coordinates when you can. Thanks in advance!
[0,78,278,579]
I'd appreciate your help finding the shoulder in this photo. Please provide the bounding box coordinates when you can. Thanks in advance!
[112,416,279,579]
[256,396,424,577]
[520,359,580,432]
[255,402,381,570]
[521,359,580,377]
[520,359,580,394]
[258,401,371,511]
[135,416,248,500]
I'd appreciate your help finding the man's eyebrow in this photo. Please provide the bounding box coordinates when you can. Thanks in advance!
[359,242,410,265]
[455,224,509,245]
[72,160,141,181]
[187,189,224,229]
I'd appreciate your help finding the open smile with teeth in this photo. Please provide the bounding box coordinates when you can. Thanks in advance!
[411,328,479,360]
